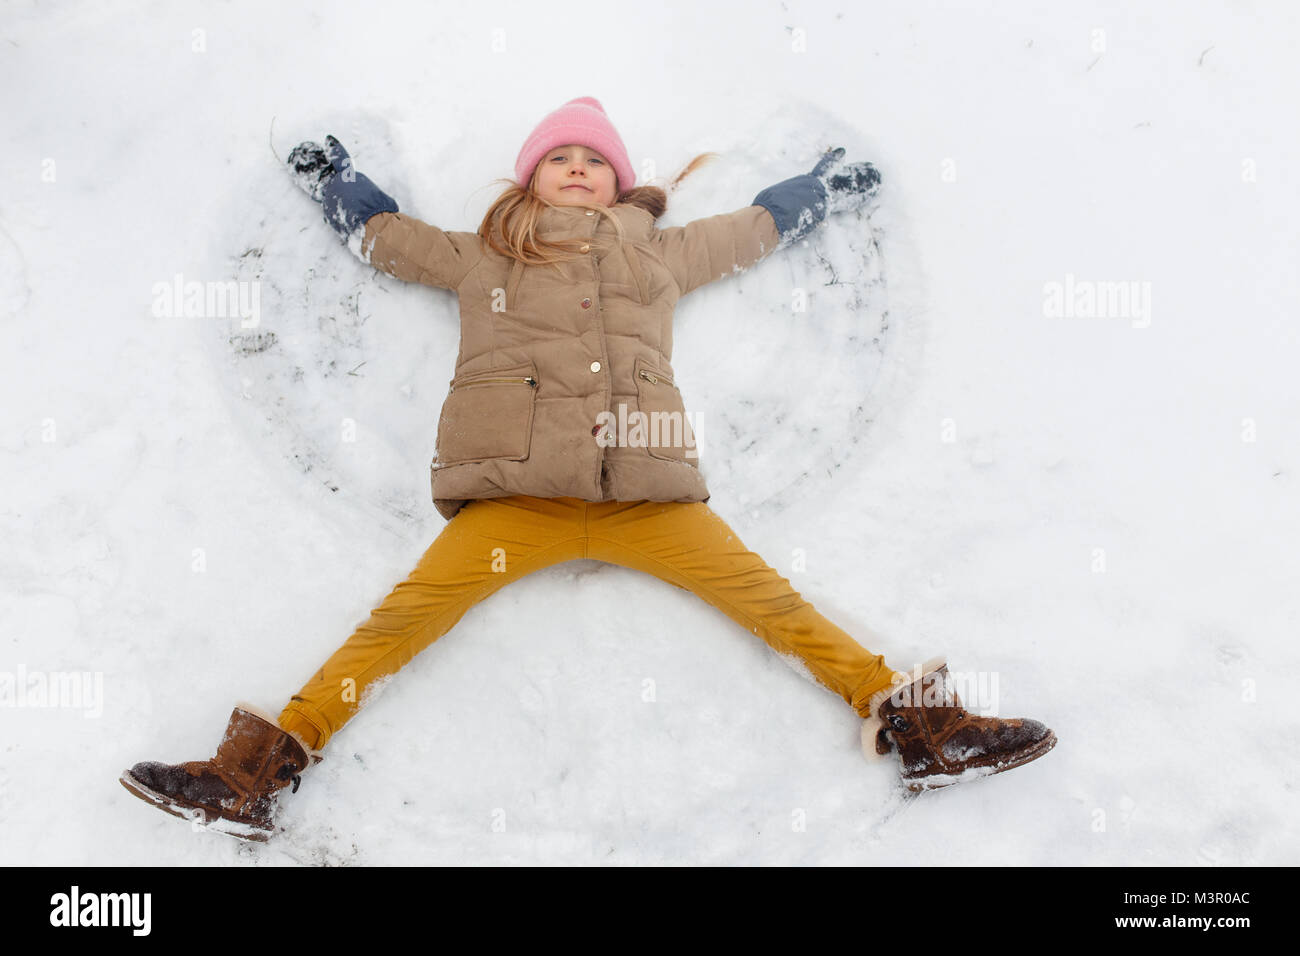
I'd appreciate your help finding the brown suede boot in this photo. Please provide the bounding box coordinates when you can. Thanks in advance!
[120,704,319,842]
[861,658,1056,792]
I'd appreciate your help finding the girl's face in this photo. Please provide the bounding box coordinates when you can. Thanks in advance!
[534,144,619,207]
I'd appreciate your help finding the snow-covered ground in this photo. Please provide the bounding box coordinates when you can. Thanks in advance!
[2,0,1297,865]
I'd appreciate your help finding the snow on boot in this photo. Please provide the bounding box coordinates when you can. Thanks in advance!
[120,704,318,842]
[861,658,1057,792]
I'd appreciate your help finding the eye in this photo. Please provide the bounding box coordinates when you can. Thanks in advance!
[589,158,603,165]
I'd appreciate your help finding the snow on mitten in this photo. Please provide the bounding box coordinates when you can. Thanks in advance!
[287,140,335,202]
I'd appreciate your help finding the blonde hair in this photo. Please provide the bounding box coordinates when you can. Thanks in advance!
[476,152,719,266]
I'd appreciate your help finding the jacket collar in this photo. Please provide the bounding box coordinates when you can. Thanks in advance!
[536,201,655,241]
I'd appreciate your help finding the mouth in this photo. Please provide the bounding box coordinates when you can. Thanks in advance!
[562,184,590,191]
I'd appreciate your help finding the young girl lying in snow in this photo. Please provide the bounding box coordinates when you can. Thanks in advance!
[121,97,1056,842]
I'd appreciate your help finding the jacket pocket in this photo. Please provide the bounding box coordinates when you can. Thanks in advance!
[434,361,539,468]
[633,357,697,464]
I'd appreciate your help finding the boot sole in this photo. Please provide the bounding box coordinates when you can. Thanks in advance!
[119,769,274,843]
[903,729,1058,793]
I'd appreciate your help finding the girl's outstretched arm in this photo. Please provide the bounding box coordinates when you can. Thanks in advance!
[653,204,783,297]
[362,211,483,291]
[288,136,482,291]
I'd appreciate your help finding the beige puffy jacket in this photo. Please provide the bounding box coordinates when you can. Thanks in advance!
[362,200,782,520]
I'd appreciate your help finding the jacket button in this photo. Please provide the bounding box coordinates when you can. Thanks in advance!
[590,361,601,373]
[580,244,591,253]
[585,210,594,216]
[580,297,592,309]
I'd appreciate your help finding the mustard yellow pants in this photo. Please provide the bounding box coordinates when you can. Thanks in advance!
[278,495,898,750]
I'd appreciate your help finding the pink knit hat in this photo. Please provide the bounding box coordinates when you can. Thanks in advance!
[514,96,637,196]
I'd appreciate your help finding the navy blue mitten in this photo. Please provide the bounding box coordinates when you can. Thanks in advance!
[287,135,399,257]
[753,147,881,247]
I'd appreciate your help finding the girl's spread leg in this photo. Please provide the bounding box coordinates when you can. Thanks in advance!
[277,496,586,749]
[583,500,898,717]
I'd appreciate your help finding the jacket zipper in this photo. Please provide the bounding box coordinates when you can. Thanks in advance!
[638,368,673,386]
[452,376,538,391]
